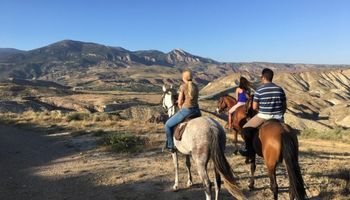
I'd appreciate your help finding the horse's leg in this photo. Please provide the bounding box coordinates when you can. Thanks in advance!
[233,129,238,155]
[194,154,211,200]
[289,186,295,200]
[196,164,211,200]
[248,154,256,190]
[185,155,193,187]
[172,152,179,191]
[213,168,221,200]
[267,164,278,200]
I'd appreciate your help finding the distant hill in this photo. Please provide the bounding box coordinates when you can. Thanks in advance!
[0,48,24,59]
[0,40,349,89]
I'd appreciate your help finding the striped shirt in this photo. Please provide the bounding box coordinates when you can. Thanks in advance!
[254,82,286,115]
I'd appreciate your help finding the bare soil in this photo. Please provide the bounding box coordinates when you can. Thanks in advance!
[0,122,349,200]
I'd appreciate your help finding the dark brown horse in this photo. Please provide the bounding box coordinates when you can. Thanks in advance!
[216,95,253,153]
[217,95,306,199]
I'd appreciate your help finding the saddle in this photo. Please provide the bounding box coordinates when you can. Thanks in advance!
[174,112,201,141]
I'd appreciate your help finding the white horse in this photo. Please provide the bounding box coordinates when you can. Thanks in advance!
[162,85,177,117]
[162,87,247,200]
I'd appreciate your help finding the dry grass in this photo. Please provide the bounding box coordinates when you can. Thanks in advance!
[301,128,350,144]
[0,110,165,151]
[1,109,350,199]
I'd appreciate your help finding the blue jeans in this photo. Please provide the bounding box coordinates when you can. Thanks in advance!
[165,107,201,149]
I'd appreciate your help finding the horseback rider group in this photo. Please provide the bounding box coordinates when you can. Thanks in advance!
[239,68,287,162]
[162,68,306,200]
[164,68,287,161]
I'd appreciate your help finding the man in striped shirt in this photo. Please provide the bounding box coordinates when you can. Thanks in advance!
[239,68,287,163]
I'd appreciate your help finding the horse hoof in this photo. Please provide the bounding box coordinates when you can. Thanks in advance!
[172,185,179,192]
[233,150,238,155]
[187,181,193,188]
[248,184,255,191]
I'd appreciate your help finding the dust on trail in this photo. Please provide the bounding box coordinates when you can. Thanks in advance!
[0,124,115,200]
[1,123,349,200]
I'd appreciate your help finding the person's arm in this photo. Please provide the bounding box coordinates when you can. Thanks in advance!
[252,101,258,111]
[235,88,239,100]
[177,86,184,108]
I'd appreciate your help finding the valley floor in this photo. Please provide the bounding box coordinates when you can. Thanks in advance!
[0,123,349,200]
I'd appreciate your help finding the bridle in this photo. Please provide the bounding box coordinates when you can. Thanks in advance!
[217,96,229,113]
[161,89,177,112]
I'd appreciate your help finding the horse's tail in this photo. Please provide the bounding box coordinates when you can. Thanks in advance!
[210,127,247,200]
[281,127,306,200]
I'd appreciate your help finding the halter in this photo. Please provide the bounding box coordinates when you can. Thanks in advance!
[217,95,235,113]
[161,89,177,113]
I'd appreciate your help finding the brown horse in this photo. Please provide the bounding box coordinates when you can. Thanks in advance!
[254,120,306,200]
[216,95,253,153]
[217,95,306,199]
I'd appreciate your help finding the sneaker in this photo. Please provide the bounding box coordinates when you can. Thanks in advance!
[162,143,176,153]
[164,148,176,153]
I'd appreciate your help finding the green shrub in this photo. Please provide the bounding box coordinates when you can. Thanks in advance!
[301,128,350,143]
[102,132,147,153]
[66,112,90,122]
[92,113,119,122]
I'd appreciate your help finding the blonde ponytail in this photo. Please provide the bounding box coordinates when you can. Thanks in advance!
[187,81,193,99]
[182,69,194,99]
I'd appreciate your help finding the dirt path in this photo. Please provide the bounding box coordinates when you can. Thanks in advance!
[0,123,349,200]
[0,124,116,200]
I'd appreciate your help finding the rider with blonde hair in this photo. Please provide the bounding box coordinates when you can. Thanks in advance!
[164,69,201,152]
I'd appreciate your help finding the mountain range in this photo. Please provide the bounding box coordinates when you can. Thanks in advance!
[1,40,349,89]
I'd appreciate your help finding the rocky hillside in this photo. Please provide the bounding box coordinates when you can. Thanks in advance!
[1,40,349,89]
[0,48,24,59]
[201,68,350,130]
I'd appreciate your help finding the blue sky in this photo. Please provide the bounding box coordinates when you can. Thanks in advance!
[0,0,349,64]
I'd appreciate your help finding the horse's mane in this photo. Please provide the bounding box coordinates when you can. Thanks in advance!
[224,94,236,101]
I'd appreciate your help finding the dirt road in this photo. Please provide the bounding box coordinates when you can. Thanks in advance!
[0,123,349,200]
[0,123,117,200]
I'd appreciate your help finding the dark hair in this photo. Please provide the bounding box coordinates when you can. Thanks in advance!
[239,76,251,91]
[262,68,274,82]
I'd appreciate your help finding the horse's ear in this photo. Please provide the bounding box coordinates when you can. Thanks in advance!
[162,85,166,92]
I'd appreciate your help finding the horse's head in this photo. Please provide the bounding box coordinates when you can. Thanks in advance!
[216,95,237,114]
[161,84,178,117]
[216,96,226,113]
[216,95,236,113]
